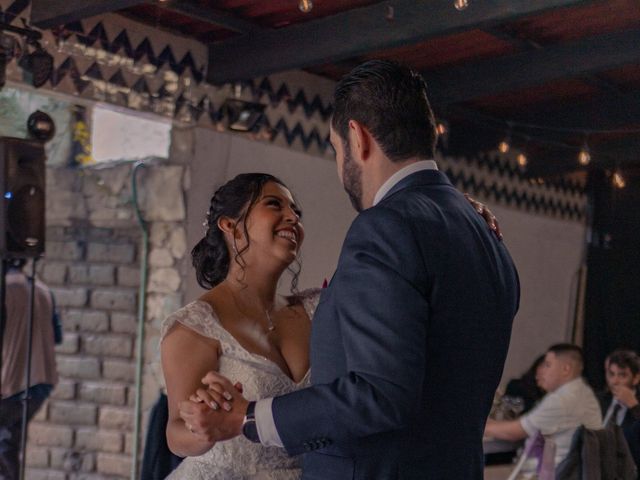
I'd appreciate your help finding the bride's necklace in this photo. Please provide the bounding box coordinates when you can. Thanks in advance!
[265,309,275,332]
[229,288,276,332]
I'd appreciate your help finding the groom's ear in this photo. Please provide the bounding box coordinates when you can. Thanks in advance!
[348,119,372,164]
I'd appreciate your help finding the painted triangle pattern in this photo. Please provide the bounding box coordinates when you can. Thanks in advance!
[0,0,585,221]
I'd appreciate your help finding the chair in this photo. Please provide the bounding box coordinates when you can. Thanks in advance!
[507,432,556,480]
[555,424,637,480]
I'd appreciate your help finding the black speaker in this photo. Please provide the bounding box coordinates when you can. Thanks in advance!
[0,137,45,257]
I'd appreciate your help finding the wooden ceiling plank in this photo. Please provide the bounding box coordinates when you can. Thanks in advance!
[165,1,263,35]
[31,0,146,29]
[426,28,640,105]
[206,0,591,84]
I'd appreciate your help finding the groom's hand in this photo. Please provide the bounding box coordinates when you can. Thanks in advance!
[182,371,250,442]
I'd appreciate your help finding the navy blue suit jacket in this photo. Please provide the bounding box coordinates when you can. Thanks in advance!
[272,170,520,479]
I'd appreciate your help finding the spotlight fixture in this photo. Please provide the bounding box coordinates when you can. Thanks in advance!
[222,99,266,132]
[27,110,56,143]
[0,41,7,90]
[299,0,313,13]
[19,39,53,88]
[0,34,19,89]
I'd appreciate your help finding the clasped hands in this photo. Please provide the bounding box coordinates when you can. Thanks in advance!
[178,371,249,445]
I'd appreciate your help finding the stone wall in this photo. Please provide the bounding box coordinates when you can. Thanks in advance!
[25,128,190,479]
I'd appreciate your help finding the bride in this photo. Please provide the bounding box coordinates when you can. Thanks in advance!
[160,173,319,479]
[160,172,500,479]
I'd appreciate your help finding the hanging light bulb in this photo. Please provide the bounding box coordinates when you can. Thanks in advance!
[299,0,313,13]
[498,137,510,154]
[612,171,626,189]
[498,124,512,154]
[454,0,469,10]
[578,135,591,166]
[517,152,528,168]
[436,122,447,136]
[578,147,591,166]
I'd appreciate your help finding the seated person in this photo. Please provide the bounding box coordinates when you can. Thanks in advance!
[598,349,640,467]
[504,353,546,414]
[485,343,602,467]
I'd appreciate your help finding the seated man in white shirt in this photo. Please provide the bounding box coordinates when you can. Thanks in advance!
[485,343,602,466]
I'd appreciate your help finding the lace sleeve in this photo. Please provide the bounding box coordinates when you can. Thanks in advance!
[159,301,220,341]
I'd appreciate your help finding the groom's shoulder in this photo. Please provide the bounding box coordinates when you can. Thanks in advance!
[344,204,414,247]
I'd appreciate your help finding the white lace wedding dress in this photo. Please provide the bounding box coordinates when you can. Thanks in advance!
[160,290,320,480]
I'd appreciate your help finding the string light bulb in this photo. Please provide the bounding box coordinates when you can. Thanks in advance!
[454,0,469,10]
[498,137,510,154]
[612,171,626,189]
[517,152,528,168]
[578,147,591,166]
[299,0,313,13]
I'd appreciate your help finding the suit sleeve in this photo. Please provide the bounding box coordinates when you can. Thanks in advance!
[271,207,430,456]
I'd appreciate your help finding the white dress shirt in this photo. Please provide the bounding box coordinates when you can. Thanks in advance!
[254,159,439,447]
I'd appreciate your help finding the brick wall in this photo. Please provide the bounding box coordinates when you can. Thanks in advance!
[25,131,190,479]
[27,227,139,479]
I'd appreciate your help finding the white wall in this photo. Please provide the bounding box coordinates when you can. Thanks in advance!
[491,204,586,383]
[185,128,355,301]
[186,128,586,385]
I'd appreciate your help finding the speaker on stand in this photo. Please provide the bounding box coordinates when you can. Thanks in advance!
[0,110,53,480]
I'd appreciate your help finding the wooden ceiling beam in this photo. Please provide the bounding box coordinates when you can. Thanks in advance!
[206,0,591,84]
[425,28,640,105]
[165,1,262,35]
[506,91,640,132]
[30,0,146,29]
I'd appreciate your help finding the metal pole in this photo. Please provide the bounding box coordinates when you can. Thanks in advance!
[130,162,149,480]
[0,258,7,399]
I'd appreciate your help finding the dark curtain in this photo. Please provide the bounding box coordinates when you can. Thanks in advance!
[583,168,640,389]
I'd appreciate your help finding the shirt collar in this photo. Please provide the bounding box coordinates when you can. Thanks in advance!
[373,160,438,206]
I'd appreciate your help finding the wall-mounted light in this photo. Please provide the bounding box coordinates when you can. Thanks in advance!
[0,33,20,89]
[222,99,266,132]
[19,39,53,88]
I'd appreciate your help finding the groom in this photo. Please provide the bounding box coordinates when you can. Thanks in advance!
[191,60,519,479]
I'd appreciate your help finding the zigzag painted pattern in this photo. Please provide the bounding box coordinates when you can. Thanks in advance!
[0,0,585,221]
[439,153,586,220]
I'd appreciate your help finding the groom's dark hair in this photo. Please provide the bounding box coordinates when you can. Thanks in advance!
[331,59,437,163]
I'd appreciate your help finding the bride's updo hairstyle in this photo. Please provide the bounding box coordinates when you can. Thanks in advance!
[192,173,299,290]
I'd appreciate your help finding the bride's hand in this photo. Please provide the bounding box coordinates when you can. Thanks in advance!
[178,399,221,445]
[464,194,503,241]
[178,372,249,443]
[179,379,245,443]
[189,381,243,410]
